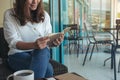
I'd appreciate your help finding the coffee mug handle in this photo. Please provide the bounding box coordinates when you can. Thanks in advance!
[7,74,13,80]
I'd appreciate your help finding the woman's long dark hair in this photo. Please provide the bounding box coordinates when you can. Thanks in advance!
[14,0,45,26]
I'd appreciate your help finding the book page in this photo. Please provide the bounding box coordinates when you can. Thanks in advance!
[47,27,71,46]
[47,33,62,46]
[61,27,71,34]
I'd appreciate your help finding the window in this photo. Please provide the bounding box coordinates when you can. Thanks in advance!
[90,0,111,31]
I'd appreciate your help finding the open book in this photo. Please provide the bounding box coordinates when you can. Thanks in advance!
[47,27,71,46]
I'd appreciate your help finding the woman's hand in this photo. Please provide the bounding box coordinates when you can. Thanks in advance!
[35,37,50,49]
[52,33,64,46]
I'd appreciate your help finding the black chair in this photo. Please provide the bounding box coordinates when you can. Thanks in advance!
[104,19,120,76]
[106,19,120,73]
[63,24,83,57]
[83,22,115,65]
[115,19,120,73]
[83,22,117,80]
[0,28,68,80]
[118,58,120,73]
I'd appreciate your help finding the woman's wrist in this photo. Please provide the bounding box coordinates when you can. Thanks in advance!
[33,42,38,49]
[16,41,39,50]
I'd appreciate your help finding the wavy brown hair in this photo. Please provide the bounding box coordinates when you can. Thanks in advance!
[14,0,45,26]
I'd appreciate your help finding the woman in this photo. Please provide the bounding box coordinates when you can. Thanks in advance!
[3,0,64,79]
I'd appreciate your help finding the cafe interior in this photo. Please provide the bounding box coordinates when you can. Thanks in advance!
[0,0,120,80]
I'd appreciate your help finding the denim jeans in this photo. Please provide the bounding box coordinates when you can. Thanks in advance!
[8,47,53,79]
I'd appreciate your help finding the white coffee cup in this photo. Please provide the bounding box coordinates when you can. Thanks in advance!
[7,70,34,80]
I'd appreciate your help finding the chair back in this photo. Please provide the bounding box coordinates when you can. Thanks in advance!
[116,19,120,46]
[116,19,120,29]
[0,28,9,59]
[63,24,79,39]
[83,22,96,42]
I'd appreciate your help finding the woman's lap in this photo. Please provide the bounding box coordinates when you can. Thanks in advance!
[8,47,53,78]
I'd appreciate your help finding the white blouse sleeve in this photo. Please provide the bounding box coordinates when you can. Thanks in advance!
[3,9,22,49]
[44,11,52,35]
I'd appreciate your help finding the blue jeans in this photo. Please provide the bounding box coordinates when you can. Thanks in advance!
[8,47,53,79]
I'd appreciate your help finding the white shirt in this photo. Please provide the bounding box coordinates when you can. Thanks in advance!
[3,9,52,55]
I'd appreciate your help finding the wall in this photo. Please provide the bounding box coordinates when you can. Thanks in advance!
[0,0,11,27]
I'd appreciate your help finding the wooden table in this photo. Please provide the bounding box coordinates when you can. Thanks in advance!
[102,28,116,30]
[54,73,86,80]
[40,73,87,80]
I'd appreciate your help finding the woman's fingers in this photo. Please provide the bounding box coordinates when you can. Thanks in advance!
[53,34,64,46]
[53,39,60,46]
[35,37,50,49]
